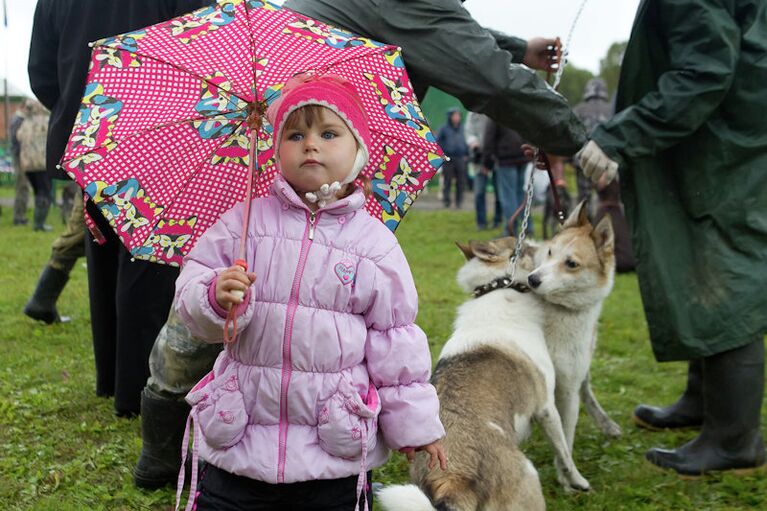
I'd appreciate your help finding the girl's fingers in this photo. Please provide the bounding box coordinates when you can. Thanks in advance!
[405,450,415,463]
[429,449,441,470]
[439,449,448,470]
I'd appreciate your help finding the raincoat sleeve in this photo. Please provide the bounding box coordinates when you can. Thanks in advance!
[28,0,60,111]
[486,28,527,64]
[386,0,586,155]
[591,0,740,169]
[175,208,256,342]
[364,243,445,450]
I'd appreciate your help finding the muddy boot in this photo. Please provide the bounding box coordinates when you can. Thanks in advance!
[633,359,703,430]
[24,266,70,324]
[134,388,191,489]
[645,339,766,476]
[33,195,52,231]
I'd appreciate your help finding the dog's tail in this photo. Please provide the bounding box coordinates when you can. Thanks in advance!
[377,476,479,511]
[377,484,436,511]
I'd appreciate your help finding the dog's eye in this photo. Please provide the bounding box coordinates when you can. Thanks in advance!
[565,258,579,269]
[548,249,552,257]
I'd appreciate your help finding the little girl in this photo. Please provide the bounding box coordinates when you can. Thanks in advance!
[175,74,446,510]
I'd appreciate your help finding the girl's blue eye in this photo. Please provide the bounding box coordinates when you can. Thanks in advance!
[287,132,303,141]
[322,131,336,140]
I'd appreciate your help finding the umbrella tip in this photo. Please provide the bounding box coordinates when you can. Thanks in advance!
[56,164,62,170]
[88,42,94,48]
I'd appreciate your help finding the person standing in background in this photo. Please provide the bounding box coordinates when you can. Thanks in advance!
[437,108,469,209]
[9,108,30,226]
[465,111,501,230]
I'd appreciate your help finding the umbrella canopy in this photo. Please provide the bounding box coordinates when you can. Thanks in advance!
[60,0,445,266]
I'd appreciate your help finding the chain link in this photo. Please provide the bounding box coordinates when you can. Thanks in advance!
[553,0,590,91]
[509,154,538,285]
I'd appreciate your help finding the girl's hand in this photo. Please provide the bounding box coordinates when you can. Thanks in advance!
[403,440,448,471]
[215,265,257,310]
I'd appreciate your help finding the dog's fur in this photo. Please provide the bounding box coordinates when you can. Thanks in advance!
[378,236,589,511]
[528,201,621,475]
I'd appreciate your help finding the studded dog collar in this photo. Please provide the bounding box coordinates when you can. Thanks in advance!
[472,276,531,299]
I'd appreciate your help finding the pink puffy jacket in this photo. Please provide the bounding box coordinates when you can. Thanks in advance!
[175,175,444,485]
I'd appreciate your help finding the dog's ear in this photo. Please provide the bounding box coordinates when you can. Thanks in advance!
[455,241,475,260]
[522,239,540,259]
[592,214,615,257]
[468,240,504,262]
[563,200,589,229]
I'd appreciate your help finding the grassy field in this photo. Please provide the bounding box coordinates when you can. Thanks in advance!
[1,187,765,510]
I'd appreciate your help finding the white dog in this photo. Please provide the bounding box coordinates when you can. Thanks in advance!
[528,201,621,479]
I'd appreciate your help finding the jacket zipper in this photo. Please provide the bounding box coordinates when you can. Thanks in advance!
[277,210,318,482]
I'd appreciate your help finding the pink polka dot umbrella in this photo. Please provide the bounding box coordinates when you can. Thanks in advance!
[60,0,445,267]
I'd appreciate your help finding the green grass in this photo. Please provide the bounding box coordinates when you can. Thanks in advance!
[1,190,766,510]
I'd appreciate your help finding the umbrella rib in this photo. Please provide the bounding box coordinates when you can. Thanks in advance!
[92,45,254,105]
[242,0,259,99]
[311,43,399,77]
[137,120,248,250]
[366,127,442,155]
[60,112,247,166]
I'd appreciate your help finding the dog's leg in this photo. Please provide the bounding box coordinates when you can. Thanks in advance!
[580,373,622,438]
[555,385,581,453]
[535,403,590,492]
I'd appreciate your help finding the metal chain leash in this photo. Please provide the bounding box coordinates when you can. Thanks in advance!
[508,150,538,285]
[552,0,590,91]
[508,0,590,283]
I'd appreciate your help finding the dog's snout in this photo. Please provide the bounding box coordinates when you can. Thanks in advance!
[528,273,541,289]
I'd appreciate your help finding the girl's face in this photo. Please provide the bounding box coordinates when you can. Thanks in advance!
[279,106,358,194]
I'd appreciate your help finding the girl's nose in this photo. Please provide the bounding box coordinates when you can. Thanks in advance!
[303,134,319,152]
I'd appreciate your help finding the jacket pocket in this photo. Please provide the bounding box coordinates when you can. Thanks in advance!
[317,379,381,460]
[186,371,249,450]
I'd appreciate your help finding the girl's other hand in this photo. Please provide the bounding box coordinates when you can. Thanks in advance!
[403,440,448,471]
[215,265,257,310]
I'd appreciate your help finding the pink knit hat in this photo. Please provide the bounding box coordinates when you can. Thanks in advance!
[266,73,371,183]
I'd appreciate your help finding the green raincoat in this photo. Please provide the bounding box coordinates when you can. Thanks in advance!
[591,0,767,361]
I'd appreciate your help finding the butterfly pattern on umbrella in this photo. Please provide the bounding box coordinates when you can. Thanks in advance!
[61,0,446,267]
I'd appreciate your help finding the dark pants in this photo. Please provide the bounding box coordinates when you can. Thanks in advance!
[26,170,52,200]
[442,158,467,208]
[195,463,373,511]
[495,163,530,236]
[473,169,502,228]
[84,200,178,414]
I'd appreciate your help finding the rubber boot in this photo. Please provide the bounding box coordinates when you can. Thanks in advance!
[24,266,70,324]
[633,359,703,430]
[33,195,52,231]
[646,339,766,476]
[134,388,191,489]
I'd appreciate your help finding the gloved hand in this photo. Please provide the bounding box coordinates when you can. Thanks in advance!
[577,140,619,184]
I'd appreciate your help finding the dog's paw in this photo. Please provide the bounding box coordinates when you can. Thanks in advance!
[599,418,622,438]
[555,458,591,493]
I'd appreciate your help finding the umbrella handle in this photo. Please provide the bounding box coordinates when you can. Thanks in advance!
[223,261,249,344]
[223,123,258,345]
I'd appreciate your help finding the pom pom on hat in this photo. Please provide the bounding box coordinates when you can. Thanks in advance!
[267,73,371,183]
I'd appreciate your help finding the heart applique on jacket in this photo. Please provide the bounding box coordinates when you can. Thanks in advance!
[334,260,355,286]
